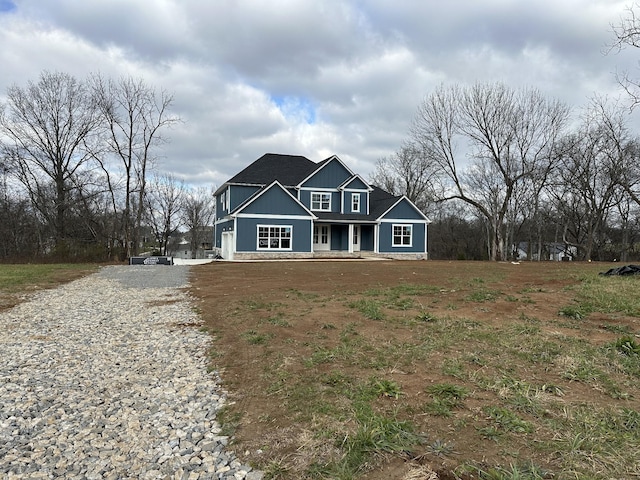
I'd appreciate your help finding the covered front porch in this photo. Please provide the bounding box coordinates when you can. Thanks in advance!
[312,222,375,255]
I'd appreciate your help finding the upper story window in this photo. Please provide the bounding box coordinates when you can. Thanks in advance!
[311,192,331,211]
[220,188,230,212]
[351,193,360,213]
[392,224,412,247]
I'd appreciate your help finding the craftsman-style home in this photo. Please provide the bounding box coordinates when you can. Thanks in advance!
[213,153,430,260]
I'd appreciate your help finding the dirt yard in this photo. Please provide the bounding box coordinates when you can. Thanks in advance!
[189,260,640,479]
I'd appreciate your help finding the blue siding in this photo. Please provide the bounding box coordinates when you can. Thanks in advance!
[345,192,368,214]
[215,219,234,248]
[230,185,261,212]
[361,225,374,250]
[343,176,368,190]
[235,217,312,252]
[330,225,348,251]
[242,184,310,216]
[378,223,427,253]
[215,191,225,219]
[302,159,351,188]
[380,199,426,221]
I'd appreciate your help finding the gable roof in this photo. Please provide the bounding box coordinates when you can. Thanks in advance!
[232,180,316,218]
[217,153,429,223]
[373,190,431,222]
[339,174,373,191]
[296,155,355,188]
[227,153,317,187]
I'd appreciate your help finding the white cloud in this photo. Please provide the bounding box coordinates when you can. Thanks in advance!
[1,0,639,186]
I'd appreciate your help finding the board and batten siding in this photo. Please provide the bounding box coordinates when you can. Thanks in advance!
[240,184,311,216]
[300,159,351,189]
[235,217,312,252]
[377,222,427,253]
[228,185,262,212]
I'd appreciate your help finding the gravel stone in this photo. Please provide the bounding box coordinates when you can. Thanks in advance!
[0,265,262,480]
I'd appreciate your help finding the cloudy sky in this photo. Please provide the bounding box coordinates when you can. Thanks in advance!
[0,0,638,187]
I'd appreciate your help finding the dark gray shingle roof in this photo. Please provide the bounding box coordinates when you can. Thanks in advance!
[220,153,411,221]
[227,153,317,186]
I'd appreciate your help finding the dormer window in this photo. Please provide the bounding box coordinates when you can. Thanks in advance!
[311,192,331,211]
[351,193,360,213]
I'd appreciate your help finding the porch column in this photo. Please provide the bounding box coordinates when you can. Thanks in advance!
[348,223,354,253]
[374,224,379,253]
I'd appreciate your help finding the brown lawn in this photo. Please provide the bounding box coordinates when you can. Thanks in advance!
[190,260,640,479]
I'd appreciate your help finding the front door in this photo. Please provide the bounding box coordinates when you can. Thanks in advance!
[313,225,330,251]
[353,225,360,252]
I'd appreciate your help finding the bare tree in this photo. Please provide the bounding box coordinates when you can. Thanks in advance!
[548,97,630,260]
[145,174,185,255]
[611,3,640,108]
[369,143,438,213]
[410,82,569,260]
[0,71,100,251]
[91,74,179,259]
[182,186,215,259]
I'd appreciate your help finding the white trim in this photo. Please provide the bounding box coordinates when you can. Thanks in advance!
[424,225,428,256]
[315,219,376,224]
[392,224,413,248]
[232,180,316,218]
[214,216,234,225]
[236,213,314,220]
[299,186,337,192]
[348,224,354,253]
[257,224,294,251]
[374,224,379,253]
[233,217,238,253]
[378,218,428,224]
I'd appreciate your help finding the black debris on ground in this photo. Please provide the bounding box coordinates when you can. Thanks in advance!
[599,264,640,276]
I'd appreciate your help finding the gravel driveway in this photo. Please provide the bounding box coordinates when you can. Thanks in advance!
[0,265,262,480]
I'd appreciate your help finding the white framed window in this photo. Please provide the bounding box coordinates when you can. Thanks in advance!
[392,224,412,247]
[311,192,331,211]
[221,187,230,211]
[351,193,360,212]
[257,225,292,250]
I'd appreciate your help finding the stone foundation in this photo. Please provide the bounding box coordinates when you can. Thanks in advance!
[229,251,428,261]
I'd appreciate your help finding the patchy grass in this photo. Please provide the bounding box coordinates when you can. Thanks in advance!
[191,260,640,480]
[0,263,99,311]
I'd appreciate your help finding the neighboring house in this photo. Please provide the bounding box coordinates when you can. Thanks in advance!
[515,242,577,261]
[173,226,215,260]
[213,153,430,260]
